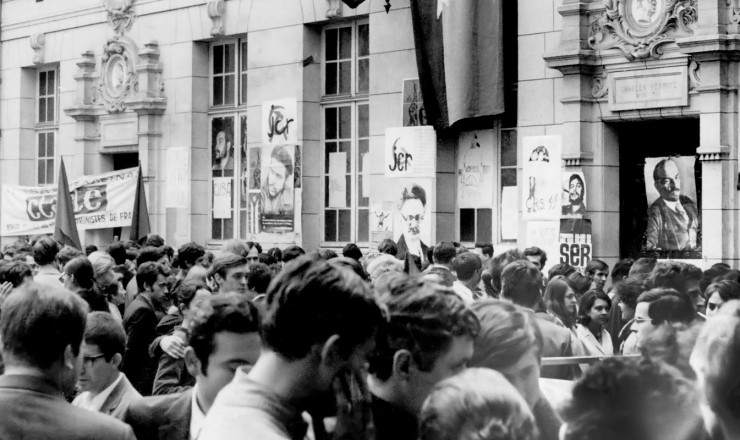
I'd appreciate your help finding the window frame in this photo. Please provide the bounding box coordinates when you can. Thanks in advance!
[35,66,58,186]
[320,19,370,246]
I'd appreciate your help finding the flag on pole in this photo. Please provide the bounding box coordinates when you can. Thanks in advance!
[410,0,504,130]
[129,163,151,242]
[53,158,82,250]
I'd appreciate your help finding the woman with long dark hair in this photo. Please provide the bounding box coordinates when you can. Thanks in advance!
[544,275,578,330]
[575,290,614,361]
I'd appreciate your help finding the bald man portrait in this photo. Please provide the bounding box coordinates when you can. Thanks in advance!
[645,158,700,252]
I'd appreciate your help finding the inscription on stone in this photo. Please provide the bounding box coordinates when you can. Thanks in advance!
[609,67,688,111]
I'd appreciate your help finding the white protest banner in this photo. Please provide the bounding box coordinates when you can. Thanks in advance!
[262,98,298,145]
[1,167,139,236]
[385,126,436,178]
[522,135,562,219]
[213,177,233,219]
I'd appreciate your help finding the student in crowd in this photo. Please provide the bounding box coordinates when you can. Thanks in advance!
[585,259,609,293]
[0,283,135,439]
[367,278,480,440]
[126,293,262,440]
[378,238,398,257]
[200,256,384,440]
[366,254,404,284]
[425,242,457,279]
[176,242,206,280]
[567,272,591,302]
[632,287,696,350]
[523,246,547,272]
[32,236,62,287]
[73,312,141,420]
[469,300,563,440]
[63,256,109,313]
[125,246,171,308]
[208,253,250,297]
[281,245,305,264]
[246,262,273,297]
[575,290,613,361]
[342,243,363,262]
[543,275,578,331]
[474,242,494,263]
[123,262,169,396]
[89,251,123,322]
[419,368,537,440]
[704,280,740,319]
[611,277,644,354]
[451,252,483,304]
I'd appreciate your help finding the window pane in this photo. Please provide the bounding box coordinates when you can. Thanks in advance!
[460,209,475,242]
[213,46,224,74]
[47,132,54,156]
[345,175,352,207]
[324,176,330,206]
[47,97,55,122]
[338,61,351,94]
[39,71,46,95]
[325,107,337,139]
[38,132,46,156]
[338,142,351,172]
[325,142,337,173]
[501,130,517,166]
[501,168,517,187]
[47,70,55,94]
[224,217,234,238]
[358,141,369,172]
[241,40,248,72]
[358,104,369,138]
[212,218,223,240]
[240,73,248,104]
[45,158,53,184]
[358,175,369,207]
[339,106,351,139]
[325,62,337,95]
[38,161,45,185]
[239,211,247,239]
[358,209,369,242]
[225,43,236,73]
[325,210,337,241]
[358,24,369,57]
[326,29,338,61]
[39,98,46,123]
[338,209,351,242]
[339,27,352,59]
[357,59,369,94]
[213,76,223,106]
[477,209,493,242]
[224,75,235,105]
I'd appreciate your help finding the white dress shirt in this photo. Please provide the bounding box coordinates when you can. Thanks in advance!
[190,385,206,440]
[72,372,123,412]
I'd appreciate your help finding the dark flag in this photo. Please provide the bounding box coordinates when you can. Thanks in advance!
[129,163,151,242]
[53,158,82,250]
[410,0,504,130]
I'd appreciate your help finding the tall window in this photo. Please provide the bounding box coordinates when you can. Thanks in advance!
[322,21,369,244]
[499,128,517,242]
[210,39,249,240]
[37,68,57,185]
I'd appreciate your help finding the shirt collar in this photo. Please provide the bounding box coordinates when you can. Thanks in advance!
[77,372,123,412]
[190,385,206,440]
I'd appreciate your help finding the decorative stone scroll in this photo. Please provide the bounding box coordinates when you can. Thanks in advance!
[30,33,45,65]
[92,36,139,113]
[688,60,700,91]
[103,0,136,36]
[588,0,697,60]
[592,71,609,99]
[208,0,226,36]
[326,0,342,18]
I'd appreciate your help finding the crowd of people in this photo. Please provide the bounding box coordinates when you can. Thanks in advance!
[0,234,738,440]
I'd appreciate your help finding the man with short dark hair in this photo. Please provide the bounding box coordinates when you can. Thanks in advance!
[33,236,62,288]
[368,278,480,440]
[126,293,262,440]
[488,249,525,295]
[124,262,170,395]
[0,283,135,439]
[562,173,586,216]
[451,252,483,303]
[247,262,273,295]
[430,241,456,270]
[378,239,398,257]
[261,145,294,215]
[632,287,695,349]
[585,259,610,292]
[73,312,141,419]
[523,247,547,271]
[474,242,494,262]
[342,243,363,262]
[200,257,384,440]
[177,242,206,276]
[281,245,305,264]
[500,260,575,380]
[208,253,249,297]
[125,245,172,308]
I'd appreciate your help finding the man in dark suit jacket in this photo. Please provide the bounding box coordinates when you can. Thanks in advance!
[0,282,135,440]
[125,293,262,440]
[501,259,577,380]
[124,262,169,395]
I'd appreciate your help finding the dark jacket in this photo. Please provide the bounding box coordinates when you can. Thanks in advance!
[152,353,194,396]
[0,374,135,440]
[536,315,578,380]
[125,388,192,440]
[371,394,418,440]
[395,234,429,264]
[123,294,159,396]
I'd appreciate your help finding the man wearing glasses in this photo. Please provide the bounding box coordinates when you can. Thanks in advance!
[395,183,430,264]
[73,312,141,420]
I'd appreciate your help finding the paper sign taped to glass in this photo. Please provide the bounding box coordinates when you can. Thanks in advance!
[384,126,437,178]
[522,135,562,220]
[457,130,494,209]
[248,144,298,234]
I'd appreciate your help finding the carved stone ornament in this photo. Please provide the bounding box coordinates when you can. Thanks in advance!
[728,0,740,34]
[93,37,139,112]
[326,0,342,18]
[208,0,226,36]
[588,0,698,60]
[30,33,45,65]
[592,71,609,98]
[103,0,136,36]
[688,60,700,91]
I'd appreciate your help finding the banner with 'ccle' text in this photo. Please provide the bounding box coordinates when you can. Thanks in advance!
[1,167,138,236]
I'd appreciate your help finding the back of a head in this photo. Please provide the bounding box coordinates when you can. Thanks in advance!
[176,280,209,310]
[475,242,494,259]
[266,247,283,262]
[3,262,33,288]
[261,256,383,360]
[65,257,95,290]
[57,246,84,269]
[107,241,127,266]
[638,288,695,325]
[567,272,591,297]
[223,239,249,258]
[1,283,88,370]
[500,260,542,309]
[611,258,634,283]
[178,242,206,269]
[144,234,165,248]
[84,245,98,256]
[342,243,363,262]
[378,238,398,257]
[185,265,209,285]
[563,356,700,440]
[629,257,657,278]
[523,247,547,268]
[88,251,115,280]
[84,311,126,361]
[706,280,740,303]
[715,269,740,284]
[548,263,576,280]
[613,276,645,310]
[420,368,537,440]
[640,321,702,380]
[282,245,305,264]
[369,278,480,381]
[136,246,166,267]
[329,256,369,282]
[488,249,525,293]
[452,252,482,282]
[648,261,688,295]
[469,299,543,370]
[433,242,457,266]
[247,262,273,294]
[367,254,404,282]
[32,236,59,266]
[319,249,338,261]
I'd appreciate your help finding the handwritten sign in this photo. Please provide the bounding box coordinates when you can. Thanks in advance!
[522,135,562,220]
[262,98,298,145]
[385,126,436,178]
[213,177,232,219]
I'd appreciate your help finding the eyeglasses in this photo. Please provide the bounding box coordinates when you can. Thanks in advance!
[82,353,106,367]
[402,214,424,223]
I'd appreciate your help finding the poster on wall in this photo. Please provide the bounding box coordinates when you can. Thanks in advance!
[262,98,298,145]
[522,135,562,219]
[368,175,434,261]
[247,144,299,234]
[1,167,139,236]
[525,220,560,272]
[457,130,494,209]
[239,115,248,210]
[561,171,586,217]
[642,156,700,256]
[402,79,427,127]
[211,117,235,173]
[384,126,437,178]
[559,218,592,272]
[213,177,233,219]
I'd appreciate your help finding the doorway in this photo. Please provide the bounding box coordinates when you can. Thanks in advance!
[615,118,701,259]
[113,152,139,171]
